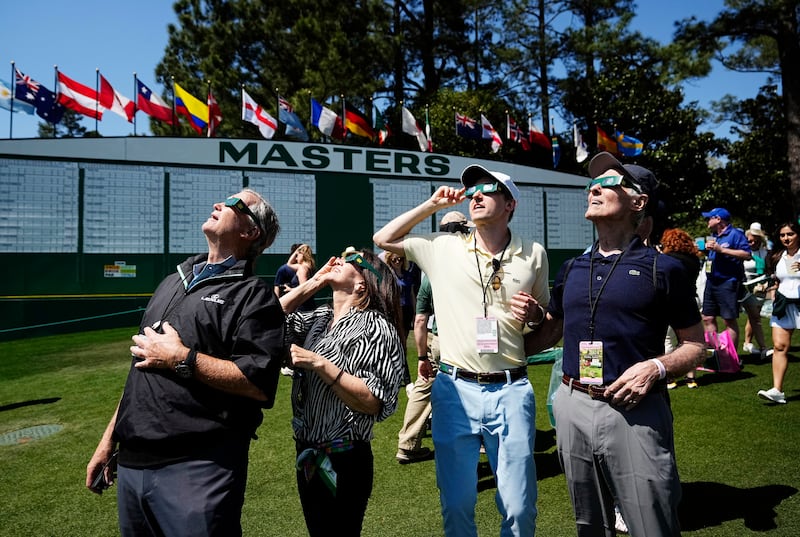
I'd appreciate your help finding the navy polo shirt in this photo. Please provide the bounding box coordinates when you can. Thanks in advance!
[708,225,750,282]
[549,237,701,384]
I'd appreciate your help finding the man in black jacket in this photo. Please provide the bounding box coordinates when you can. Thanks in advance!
[86,189,285,537]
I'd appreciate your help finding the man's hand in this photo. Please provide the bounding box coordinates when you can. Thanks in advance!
[132,322,187,370]
[603,360,660,409]
[417,358,434,382]
[510,291,545,326]
[430,185,467,208]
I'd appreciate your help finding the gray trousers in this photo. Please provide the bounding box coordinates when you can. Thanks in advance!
[553,383,682,537]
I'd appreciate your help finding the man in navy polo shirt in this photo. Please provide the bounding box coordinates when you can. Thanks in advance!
[701,207,751,348]
[525,152,705,536]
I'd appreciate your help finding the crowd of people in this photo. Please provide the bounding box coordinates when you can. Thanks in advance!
[85,159,795,536]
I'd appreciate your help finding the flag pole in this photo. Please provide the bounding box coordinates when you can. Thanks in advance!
[170,76,176,136]
[133,73,138,136]
[9,61,14,138]
[95,68,100,134]
[206,79,211,138]
[53,65,59,138]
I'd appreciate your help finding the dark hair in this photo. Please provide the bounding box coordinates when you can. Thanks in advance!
[767,221,800,274]
[351,249,402,332]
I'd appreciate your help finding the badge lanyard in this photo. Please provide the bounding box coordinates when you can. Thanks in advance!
[475,233,511,318]
[587,241,627,340]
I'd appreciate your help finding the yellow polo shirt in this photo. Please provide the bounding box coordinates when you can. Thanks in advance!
[404,230,550,372]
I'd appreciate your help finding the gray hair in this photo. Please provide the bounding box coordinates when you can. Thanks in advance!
[243,188,280,260]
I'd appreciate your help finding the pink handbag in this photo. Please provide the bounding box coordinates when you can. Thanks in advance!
[700,331,742,373]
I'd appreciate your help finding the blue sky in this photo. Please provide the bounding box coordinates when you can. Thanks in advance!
[0,0,771,141]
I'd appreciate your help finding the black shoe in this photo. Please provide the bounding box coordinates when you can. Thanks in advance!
[396,447,432,464]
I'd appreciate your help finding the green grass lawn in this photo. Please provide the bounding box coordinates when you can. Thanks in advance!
[0,318,798,536]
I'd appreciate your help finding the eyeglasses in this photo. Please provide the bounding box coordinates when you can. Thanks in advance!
[343,252,383,283]
[225,197,263,235]
[465,182,501,198]
[585,175,641,194]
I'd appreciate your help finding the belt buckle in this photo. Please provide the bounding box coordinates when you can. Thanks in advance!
[587,385,606,400]
[476,373,493,385]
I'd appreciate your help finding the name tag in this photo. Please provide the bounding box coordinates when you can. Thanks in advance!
[579,340,604,385]
[476,317,499,354]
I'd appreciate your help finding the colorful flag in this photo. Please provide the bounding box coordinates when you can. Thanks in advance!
[207,89,222,137]
[33,85,64,124]
[278,96,309,141]
[375,108,391,145]
[615,131,643,156]
[552,136,561,168]
[401,107,429,152]
[13,67,66,123]
[455,112,482,139]
[174,82,208,134]
[241,89,277,139]
[311,98,345,139]
[99,74,134,122]
[528,118,551,149]
[574,123,588,163]
[57,71,103,119]
[507,115,531,151]
[481,114,502,153]
[0,78,35,114]
[344,104,375,140]
[136,80,173,125]
[14,68,40,108]
[596,125,619,155]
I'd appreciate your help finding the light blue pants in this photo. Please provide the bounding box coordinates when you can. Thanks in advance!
[431,370,537,537]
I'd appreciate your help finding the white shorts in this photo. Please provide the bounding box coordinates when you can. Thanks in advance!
[771,303,800,330]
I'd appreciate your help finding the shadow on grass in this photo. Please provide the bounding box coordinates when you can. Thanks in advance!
[0,397,61,412]
[679,481,797,531]
[695,370,755,386]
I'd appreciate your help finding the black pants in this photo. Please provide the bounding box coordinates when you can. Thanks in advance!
[296,440,373,537]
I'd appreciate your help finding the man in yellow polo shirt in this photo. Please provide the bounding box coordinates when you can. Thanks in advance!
[374,165,550,537]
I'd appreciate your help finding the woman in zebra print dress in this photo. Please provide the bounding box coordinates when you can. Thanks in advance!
[280,249,405,537]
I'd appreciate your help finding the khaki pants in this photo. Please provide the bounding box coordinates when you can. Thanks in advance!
[397,333,439,451]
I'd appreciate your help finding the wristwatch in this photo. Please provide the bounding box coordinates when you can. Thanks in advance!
[176,349,198,379]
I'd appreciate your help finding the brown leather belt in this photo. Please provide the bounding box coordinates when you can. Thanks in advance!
[562,374,610,400]
[439,363,527,384]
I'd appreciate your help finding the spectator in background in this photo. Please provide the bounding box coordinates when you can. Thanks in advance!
[660,228,703,389]
[382,250,421,387]
[742,223,770,359]
[279,249,405,536]
[701,207,752,349]
[274,243,301,298]
[396,210,471,464]
[287,244,318,311]
[86,189,284,537]
[758,221,800,405]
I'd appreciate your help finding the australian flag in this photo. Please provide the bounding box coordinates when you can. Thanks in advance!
[455,112,481,139]
[15,68,64,124]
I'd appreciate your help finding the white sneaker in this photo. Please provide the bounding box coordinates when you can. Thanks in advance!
[614,505,629,534]
[758,387,787,404]
[742,342,754,354]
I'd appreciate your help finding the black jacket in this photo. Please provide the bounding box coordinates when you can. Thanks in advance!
[114,254,285,467]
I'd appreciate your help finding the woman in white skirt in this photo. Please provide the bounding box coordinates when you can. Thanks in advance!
[758,221,800,404]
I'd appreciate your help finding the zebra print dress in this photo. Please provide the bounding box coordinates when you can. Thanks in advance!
[285,305,405,444]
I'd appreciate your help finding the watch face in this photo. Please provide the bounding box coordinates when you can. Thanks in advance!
[176,363,193,379]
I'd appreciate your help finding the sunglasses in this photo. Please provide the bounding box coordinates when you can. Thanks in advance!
[585,175,641,194]
[343,252,383,283]
[490,258,504,291]
[465,182,501,198]
[225,197,263,234]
